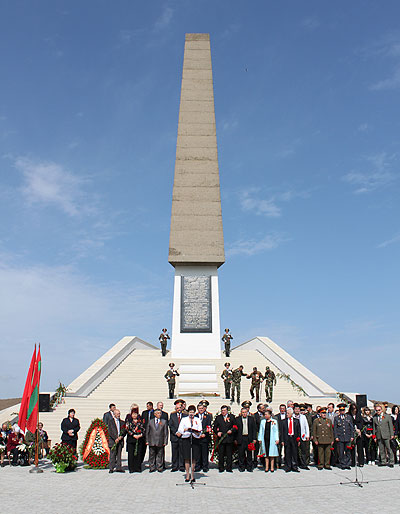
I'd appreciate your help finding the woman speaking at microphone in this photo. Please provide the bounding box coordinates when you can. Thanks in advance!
[177,404,202,482]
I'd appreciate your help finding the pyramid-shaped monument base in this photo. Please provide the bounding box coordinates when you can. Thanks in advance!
[0,334,363,447]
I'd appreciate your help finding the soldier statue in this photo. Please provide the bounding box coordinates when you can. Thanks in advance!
[220,362,233,399]
[159,328,170,357]
[222,328,233,357]
[264,366,276,402]
[246,367,264,403]
[164,362,179,399]
[231,365,246,404]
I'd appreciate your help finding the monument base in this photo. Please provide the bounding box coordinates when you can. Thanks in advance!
[171,265,221,359]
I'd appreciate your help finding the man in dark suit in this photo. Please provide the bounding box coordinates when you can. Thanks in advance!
[281,407,301,472]
[61,409,80,452]
[102,403,116,426]
[145,409,169,472]
[169,399,187,472]
[195,400,213,472]
[213,405,236,472]
[156,401,169,422]
[235,407,257,472]
[141,402,155,425]
[107,409,125,473]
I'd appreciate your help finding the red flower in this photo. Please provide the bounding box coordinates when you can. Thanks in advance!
[232,425,238,430]
[296,437,300,442]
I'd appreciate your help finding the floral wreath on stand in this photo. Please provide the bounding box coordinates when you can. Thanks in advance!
[80,418,110,469]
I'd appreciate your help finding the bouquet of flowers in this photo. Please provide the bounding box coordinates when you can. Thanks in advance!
[49,443,78,473]
[0,444,6,454]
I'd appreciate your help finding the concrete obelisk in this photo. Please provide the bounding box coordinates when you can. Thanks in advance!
[169,34,224,359]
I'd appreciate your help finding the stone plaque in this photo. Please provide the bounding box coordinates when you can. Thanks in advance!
[181,275,212,333]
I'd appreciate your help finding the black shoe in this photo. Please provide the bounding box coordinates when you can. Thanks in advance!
[285,469,290,473]
[325,466,332,470]
[265,469,269,472]
[247,468,253,472]
[149,469,156,473]
[292,468,300,472]
[179,468,185,472]
[171,468,178,472]
[191,478,196,483]
[194,468,201,472]
[300,466,310,470]
[129,471,133,474]
[109,469,114,473]
[239,468,245,472]
[318,467,323,471]
[116,469,125,473]
[378,463,385,467]
[271,469,275,473]
[389,464,394,468]
[219,470,224,473]
[203,468,209,473]
[226,469,233,473]
[185,478,190,482]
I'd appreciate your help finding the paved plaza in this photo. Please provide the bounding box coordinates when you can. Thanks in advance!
[1,460,400,514]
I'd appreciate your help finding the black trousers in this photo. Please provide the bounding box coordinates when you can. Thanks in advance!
[350,437,365,466]
[363,436,377,463]
[161,343,167,356]
[171,439,184,470]
[330,441,338,466]
[284,436,298,470]
[238,436,253,471]
[195,438,209,471]
[127,439,145,472]
[218,442,233,471]
[337,441,352,468]
[298,439,308,468]
[168,382,175,399]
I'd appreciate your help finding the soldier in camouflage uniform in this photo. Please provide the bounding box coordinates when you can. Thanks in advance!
[264,366,276,402]
[222,328,233,357]
[159,328,170,357]
[164,362,179,399]
[231,365,246,404]
[221,362,233,399]
[246,367,264,402]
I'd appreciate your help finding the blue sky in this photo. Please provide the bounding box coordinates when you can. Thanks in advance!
[1,1,399,401]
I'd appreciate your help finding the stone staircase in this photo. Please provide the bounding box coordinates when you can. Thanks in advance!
[38,348,336,447]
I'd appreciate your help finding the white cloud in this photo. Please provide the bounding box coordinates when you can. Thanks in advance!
[154,7,173,31]
[0,260,168,397]
[226,233,289,257]
[240,188,281,217]
[370,66,400,91]
[342,152,397,193]
[301,16,320,30]
[377,233,400,248]
[14,156,94,216]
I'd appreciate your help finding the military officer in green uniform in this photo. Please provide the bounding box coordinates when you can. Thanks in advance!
[231,365,246,404]
[246,367,264,403]
[264,366,276,403]
[312,407,334,470]
[164,362,179,399]
[222,328,233,357]
[221,362,233,399]
[159,328,170,357]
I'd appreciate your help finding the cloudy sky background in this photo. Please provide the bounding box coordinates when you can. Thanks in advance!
[1,1,399,401]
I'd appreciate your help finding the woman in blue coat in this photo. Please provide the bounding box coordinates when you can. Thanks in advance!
[258,409,279,472]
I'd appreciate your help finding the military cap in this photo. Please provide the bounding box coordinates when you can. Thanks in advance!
[224,362,230,367]
[305,403,313,408]
[169,362,175,367]
[293,403,300,408]
[162,328,167,331]
[265,365,270,369]
[299,404,306,410]
[338,403,346,410]
[318,407,327,413]
[241,400,252,408]
[199,399,209,407]
[174,399,184,405]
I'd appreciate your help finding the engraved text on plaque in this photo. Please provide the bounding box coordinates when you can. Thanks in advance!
[181,275,212,333]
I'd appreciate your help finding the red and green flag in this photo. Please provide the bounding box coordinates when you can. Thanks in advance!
[26,345,42,433]
[18,345,36,433]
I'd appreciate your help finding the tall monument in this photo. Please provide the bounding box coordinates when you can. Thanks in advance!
[169,34,224,359]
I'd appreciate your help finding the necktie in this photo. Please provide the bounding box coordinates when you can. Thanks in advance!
[156,419,159,429]
[289,418,293,435]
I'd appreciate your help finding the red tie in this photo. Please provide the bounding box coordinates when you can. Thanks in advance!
[289,418,293,436]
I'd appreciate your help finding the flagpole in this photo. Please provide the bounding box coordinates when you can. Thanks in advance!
[30,343,43,474]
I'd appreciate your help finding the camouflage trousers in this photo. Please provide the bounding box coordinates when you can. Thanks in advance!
[231,382,241,403]
[265,383,274,402]
[224,381,231,399]
[250,383,261,402]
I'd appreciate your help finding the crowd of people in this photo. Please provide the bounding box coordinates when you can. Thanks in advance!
[58,399,400,481]
[0,421,49,467]
[2,400,399,481]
